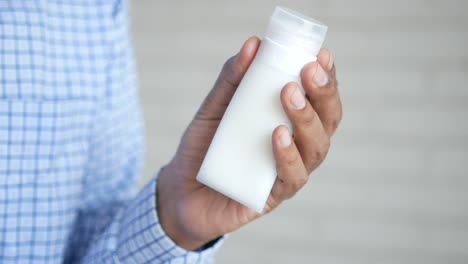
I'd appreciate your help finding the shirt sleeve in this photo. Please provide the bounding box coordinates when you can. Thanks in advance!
[62,1,224,262]
[63,84,223,263]
[81,173,224,264]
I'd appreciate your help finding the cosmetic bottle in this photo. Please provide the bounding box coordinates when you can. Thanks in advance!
[197,6,328,212]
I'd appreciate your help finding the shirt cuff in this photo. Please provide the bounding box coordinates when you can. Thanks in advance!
[116,172,224,263]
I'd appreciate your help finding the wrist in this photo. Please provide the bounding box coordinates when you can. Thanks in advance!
[156,163,211,251]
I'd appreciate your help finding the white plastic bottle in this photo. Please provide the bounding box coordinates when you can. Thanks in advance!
[196,6,328,212]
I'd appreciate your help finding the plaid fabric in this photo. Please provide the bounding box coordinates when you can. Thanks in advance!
[0,1,221,263]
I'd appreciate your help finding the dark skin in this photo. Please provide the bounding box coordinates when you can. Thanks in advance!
[157,36,342,250]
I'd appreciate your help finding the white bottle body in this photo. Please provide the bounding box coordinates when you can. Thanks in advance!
[196,6,327,212]
[196,39,313,212]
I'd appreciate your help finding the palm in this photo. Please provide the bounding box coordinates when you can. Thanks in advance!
[173,117,277,238]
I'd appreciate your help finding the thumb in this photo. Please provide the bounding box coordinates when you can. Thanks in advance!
[195,36,261,120]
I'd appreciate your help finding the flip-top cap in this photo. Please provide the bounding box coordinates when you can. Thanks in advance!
[265,6,328,55]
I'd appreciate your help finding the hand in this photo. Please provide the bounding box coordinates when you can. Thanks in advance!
[157,36,342,250]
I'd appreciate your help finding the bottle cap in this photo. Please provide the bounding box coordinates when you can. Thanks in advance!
[265,6,328,56]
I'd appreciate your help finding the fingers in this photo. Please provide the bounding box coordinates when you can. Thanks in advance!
[301,48,342,137]
[196,36,261,120]
[280,82,330,173]
[270,125,308,202]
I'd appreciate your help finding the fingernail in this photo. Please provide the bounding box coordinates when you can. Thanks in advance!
[279,129,291,148]
[327,52,334,71]
[313,64,328,87]
[290,86,306,110]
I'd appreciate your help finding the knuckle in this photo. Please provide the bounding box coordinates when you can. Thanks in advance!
[310,138,330,162]
[328,108,342,133]
[292,176,308,190]
[266,192,281,211]
[221,56,237,76]
[310,150,325,162]
[320,139,331,158]
[321,137,331,154]
[224,55,236,69]
[300,110,317,128]
[338,102,343,122]
[219,55,243,88]
[330,118,340,133]
[283,151,300,167]
[281,176,307,199]
[223,57,236,74]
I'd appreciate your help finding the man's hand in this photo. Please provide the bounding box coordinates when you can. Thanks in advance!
[157,36,342,250]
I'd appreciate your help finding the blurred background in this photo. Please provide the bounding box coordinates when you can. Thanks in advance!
[130,0,468,263]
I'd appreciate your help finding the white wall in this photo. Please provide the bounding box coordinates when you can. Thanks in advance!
[130,0,468,263]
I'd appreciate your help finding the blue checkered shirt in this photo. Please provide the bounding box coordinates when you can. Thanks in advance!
[0,1,222,263]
